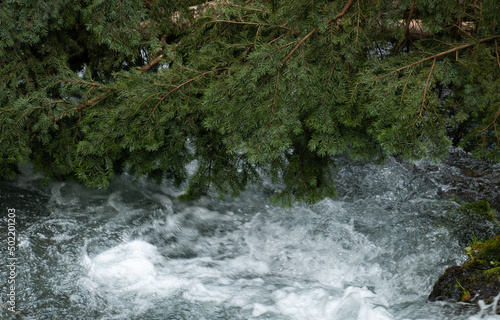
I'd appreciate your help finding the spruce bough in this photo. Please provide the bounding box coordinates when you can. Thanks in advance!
[1,0,499,204]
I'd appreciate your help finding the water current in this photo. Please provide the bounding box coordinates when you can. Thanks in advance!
[1,150,500,319]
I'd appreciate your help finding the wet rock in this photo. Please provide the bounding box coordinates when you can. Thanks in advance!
[428,260,500,305]
[429,236,500,309]
[404,148,500,212]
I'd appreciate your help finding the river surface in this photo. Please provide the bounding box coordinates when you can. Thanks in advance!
[1,150,500,319]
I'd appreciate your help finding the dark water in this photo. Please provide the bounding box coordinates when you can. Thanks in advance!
[1,149,500,319]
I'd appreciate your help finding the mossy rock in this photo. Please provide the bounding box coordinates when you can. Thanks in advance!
[429,236,500,307]
[428,260,500,304]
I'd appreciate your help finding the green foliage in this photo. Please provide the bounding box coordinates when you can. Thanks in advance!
[1,0,500,204]
[462,198,498,222]
[465,235,500,263]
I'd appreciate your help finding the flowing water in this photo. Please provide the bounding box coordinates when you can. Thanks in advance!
[1,151,500,320]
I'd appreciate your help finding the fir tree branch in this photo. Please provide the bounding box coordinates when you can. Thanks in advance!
[327,0,355,24]
[139,54,166,72]
[211,19,290,30]
[143,71,210,128]
[282,28,317,63]
[142,0,152,9]
[228,4,270,14]
[413,57,436,126]
[400,65,415,105]
[493,104,500,144]
[380,35,500,78]
[64,79,106,89]
[495,40,500,70]
[355,0,360,44]
[76,90,117,112]
[13,107,43,128]
[283,0,355,63]
[255,70,280,158]
[394,2,416,54]
[478,103,500,145]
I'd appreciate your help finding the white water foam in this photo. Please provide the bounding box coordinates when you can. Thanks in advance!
[81,203,399,319]
[8,153,499,319]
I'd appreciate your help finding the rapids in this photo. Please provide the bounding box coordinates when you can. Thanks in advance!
[1,150,500,319]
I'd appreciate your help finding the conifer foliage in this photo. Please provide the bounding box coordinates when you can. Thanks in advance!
[1,0,499,204]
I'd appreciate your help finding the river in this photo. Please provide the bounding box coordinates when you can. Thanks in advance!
[1,149,500,319]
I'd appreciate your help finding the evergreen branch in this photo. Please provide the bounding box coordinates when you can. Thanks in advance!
[268,34,286,45]
[211,19,290,30]
[400,65,415,105]
[14,107,43,128]
[142,0,152,9]
[493,104,500,144]
[394,2,416,54]
[496,40,500,70]
[76,90,116,112]
[283,0,355,63]
[355,0,360,45]
[250,74,273,106]
[119,0,123,29]
[260,41,296,64]
[207,131,215,192]
[143,71,210,128]
[31,98,76,108]
[255,70,280,157]
[228,4,270,14]
[322,28,341,108]
[478,103,500,144]
[63,79,106,89]
[380,35,500,78]
[139,54,166,72]
[254,24,261,48]
[328,0,355,23]
[413,57,436,126]
[282,28,317,63]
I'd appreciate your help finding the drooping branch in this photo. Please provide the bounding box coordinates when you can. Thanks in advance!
[141,0,354,68]
[380,35,500,78]
[139,1,231,72]
[282,0,355,63]
[143,71,210,128]
[496,40,500,71]
[413,57,436,126]
[394,2,416,54]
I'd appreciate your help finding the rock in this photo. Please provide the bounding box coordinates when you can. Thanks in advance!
[428,260,500,304]
[429,236,500,309]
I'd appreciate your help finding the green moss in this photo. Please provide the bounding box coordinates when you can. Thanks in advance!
[471,236,500,262]
[462,198,498,222]
[483,266,500,279]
